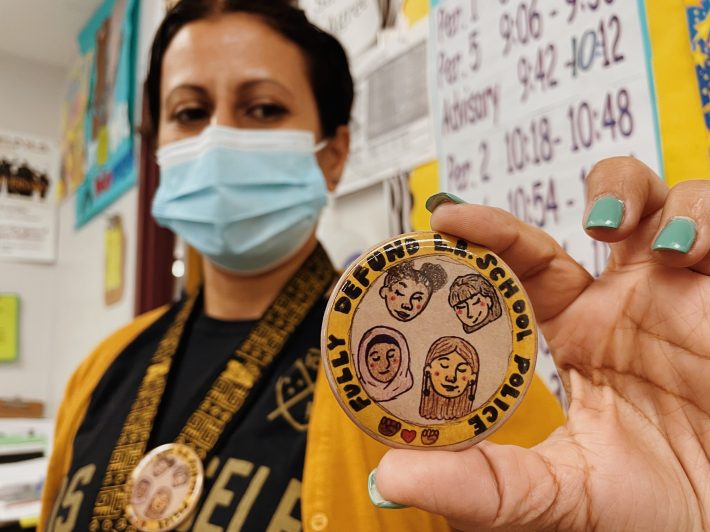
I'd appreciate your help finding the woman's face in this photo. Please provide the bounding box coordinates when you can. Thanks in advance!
[454,293,493,329]
[426,352,474,398]
[158,13,348,190]
[366,341,401,383]
[380,279,431,321]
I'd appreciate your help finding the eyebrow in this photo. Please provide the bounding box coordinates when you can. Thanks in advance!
[164,78,292,104]
[164,84,210,106]
[238,78,292,94]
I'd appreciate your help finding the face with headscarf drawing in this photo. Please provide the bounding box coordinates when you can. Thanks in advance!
[356,326,413,402]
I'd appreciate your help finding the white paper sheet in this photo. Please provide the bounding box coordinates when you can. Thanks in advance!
[429,0,662,277]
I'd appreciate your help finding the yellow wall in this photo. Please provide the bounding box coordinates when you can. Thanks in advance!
[648,0,710,184]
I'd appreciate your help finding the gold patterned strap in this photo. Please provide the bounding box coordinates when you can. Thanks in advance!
[89,244,334,531]
[176,245,334,458]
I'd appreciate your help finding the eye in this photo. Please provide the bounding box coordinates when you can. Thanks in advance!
[394,290,405,297]
[439,363,450,369]
[246,102,288,121]
[457,364,470,373]
[412,293,424,302]
[370,355,380,362]
[172,106,210,125]
[456,303,466,310]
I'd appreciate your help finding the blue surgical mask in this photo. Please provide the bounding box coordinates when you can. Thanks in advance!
[152,126,328,274]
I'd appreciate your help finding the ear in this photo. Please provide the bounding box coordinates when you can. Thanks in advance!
[316,125,350,192]
[379,285,388,299]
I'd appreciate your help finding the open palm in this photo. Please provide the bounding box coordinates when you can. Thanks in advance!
[376,158,710,531]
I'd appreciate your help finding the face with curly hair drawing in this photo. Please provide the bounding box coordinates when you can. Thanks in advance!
[379,261,448,322]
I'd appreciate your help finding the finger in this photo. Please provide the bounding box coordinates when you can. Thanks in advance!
[650,180,710,274]
[584,157,668,239]
[375,440,583,530]
[583,157,668,265]
[429,202,593,323]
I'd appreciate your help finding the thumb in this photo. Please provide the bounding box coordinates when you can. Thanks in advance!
[375,440,580,530]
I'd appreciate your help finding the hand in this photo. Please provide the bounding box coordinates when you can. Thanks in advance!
[375,158,710,531]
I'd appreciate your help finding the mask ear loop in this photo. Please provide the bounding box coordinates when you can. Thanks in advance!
[314,139,329,152]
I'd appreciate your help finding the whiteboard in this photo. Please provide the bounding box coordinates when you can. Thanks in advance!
[429,0,663,278]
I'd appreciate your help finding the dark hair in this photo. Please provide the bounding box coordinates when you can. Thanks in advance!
[145,0,354,138]
[365,334,400,355]
[383,261,448,293]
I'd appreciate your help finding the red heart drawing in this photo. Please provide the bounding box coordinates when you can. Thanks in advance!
[401,429,416,443]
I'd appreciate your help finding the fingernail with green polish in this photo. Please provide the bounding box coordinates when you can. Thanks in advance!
[368,469,408,510]
[426,192,467,213]
[585,197,625,229]
[652,217,697,254]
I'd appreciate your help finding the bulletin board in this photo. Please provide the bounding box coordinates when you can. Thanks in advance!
[74,0,139,228]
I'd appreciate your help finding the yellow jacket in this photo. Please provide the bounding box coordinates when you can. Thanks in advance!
[40,308,564,531]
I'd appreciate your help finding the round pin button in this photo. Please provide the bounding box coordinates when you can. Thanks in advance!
[125,443,204,532]
[321,231,537,450]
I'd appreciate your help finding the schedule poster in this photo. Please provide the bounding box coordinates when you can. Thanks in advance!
[429,0,663,278]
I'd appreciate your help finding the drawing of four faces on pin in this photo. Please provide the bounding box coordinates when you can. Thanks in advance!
[356,261,503,421]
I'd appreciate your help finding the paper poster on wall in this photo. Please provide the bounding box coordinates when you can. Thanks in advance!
[340,20,437,195]
[429,0,663,277]
[687,0,710,156]
[385,160,439,234]
[0,131,58,263]
[58,56,91,202]
[75,0,139,228]
[301,0,382,57]
[104,215,125,306]
[0,295,19,363]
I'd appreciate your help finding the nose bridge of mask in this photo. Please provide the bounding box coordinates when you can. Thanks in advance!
[156,126,320,169]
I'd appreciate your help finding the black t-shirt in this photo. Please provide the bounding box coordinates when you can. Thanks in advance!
[47,295,326,531]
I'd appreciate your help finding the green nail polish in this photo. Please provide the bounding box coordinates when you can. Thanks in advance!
[585,197,624,229]
[426,192,466,213]
[368,469,407,510]
[653,217,697,254]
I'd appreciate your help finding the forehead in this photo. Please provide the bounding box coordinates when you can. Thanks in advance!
[161,13,312,95]
[369,341,398,350]
[434,352,464,362]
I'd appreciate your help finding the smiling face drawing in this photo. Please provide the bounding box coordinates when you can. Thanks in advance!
[366,336,402,383]
[420,336,480,420]
[427,351,475,398]
[453,293,494,331]
[356,326,413,402]
[379,261,447,322]
[379,279,430,321]
[448,274,502,334]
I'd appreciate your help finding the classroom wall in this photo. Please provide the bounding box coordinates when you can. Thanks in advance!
[45,1,164,416]
[0,1,165,416]
[0,51,66,411]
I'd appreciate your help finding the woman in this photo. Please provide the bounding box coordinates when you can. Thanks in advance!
[42,2,364,530]
[45,2,548,530]
[356,326,413,402]
[448,274,502,334]
[379,260,447,321]
[419,337,479,421]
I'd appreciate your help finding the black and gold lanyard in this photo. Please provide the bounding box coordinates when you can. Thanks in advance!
[89,244,335,530]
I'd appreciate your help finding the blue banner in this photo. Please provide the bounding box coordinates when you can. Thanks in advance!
[687,0,710,150]
[75,0,139,228]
